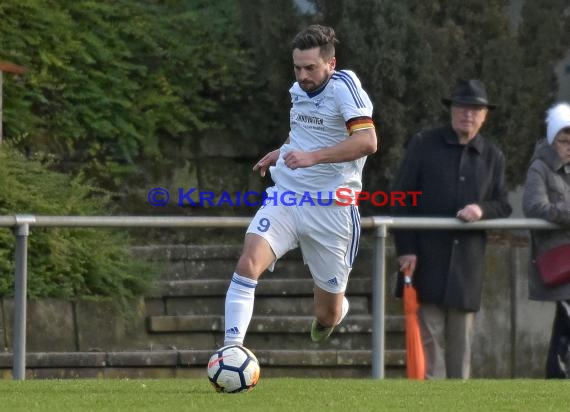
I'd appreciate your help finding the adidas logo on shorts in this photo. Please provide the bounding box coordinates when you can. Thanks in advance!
[327,277,338,287]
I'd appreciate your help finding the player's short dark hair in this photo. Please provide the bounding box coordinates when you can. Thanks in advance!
[291,24,338,60]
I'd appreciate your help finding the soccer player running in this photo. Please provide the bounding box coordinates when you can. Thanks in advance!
[223,25,378,347]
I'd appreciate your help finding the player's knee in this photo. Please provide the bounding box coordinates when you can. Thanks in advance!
[235,254,263,278]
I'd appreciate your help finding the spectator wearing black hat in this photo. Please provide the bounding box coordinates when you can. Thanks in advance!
[390,79,512,379]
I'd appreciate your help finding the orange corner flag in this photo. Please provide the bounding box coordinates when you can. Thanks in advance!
[403,268,425,380]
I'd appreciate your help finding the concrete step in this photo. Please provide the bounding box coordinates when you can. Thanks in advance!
[155,259,313,281]
[133,244,397,281]
[133,330,404,351]
[145,278,404,317]
[146,314,405,350]
[134,244,394,262]
[0,349,406,378]
[157,259,382,281]
[150,278,374,297]
[151,295,371,316]
[148,314,404,334]
[242,331,404,351]
[133,245,306,261]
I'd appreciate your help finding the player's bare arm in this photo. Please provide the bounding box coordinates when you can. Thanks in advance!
[283,127,377,170]
[253,138,291,177]
[252,150,279,177]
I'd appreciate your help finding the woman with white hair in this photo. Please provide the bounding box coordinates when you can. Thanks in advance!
[523,102,570,378]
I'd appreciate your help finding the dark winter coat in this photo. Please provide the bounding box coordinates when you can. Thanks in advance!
[391,125,512,311]
[522,139,570,301]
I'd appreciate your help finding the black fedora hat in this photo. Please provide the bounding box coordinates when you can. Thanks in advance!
[441,79,497,110]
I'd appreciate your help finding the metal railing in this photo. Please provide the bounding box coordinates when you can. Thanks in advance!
[0,215,562,380]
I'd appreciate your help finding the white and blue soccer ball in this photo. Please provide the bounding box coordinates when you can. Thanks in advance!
[207,345,260,393]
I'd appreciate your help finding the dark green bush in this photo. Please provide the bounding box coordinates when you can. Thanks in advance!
[0,0,253,192]
[0,146,154,306]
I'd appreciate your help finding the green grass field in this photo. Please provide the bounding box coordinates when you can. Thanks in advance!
[0,378,568,411]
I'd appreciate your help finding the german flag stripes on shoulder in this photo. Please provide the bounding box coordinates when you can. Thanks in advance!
[346,116,375,135]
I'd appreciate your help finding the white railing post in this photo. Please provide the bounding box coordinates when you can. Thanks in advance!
[12,215,35,380]
[371,218,393,379]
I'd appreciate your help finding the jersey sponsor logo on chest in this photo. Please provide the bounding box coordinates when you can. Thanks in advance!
[295,113,324,125]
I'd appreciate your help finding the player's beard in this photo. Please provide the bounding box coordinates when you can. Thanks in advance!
[299,73,332,93]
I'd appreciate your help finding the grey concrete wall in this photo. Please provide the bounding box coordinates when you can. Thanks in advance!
[472,243,552,378]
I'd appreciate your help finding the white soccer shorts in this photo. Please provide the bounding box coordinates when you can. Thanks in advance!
[246,190,361,293]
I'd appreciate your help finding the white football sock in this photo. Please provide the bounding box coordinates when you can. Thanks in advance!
[224,273,257,346]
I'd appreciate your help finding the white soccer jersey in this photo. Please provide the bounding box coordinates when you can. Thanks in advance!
[269,69,375,200]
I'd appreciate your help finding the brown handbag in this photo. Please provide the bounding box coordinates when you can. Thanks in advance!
[535,244,570,287]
